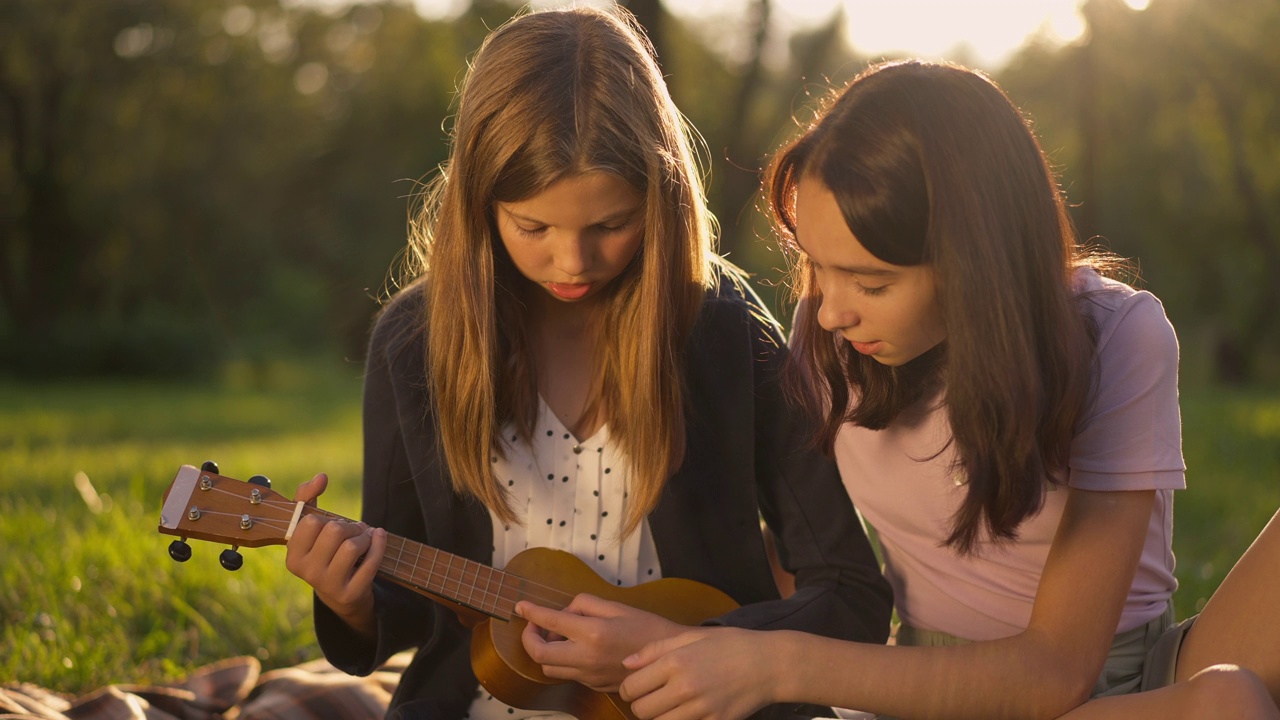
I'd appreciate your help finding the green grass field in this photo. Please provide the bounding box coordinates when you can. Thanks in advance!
[0,359,366,690]
[1,363,1277,693]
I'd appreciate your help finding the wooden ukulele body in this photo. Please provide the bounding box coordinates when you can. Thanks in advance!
[469,547,739,720]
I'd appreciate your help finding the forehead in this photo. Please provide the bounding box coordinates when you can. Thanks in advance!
[500,171,641,220]
[793,177,890,271]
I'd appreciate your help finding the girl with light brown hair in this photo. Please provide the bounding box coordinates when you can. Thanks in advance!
[283,7,892,720]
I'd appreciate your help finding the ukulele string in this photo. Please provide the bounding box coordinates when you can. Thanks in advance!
[234,498,580,611]
[379,534,577,611]
[192,488,573,611]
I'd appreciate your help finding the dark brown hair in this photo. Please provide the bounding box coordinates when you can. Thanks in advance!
[770,60,1100,552]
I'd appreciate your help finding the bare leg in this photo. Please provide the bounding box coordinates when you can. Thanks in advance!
[1176,507,1280,703]
[1056,507,1280,719]
[1058,665,1278,719]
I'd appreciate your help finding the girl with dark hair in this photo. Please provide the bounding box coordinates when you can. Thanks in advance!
[282,7,891,720]
[616,60,1280,719]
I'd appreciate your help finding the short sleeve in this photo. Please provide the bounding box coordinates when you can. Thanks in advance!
[1069,288,1186,491]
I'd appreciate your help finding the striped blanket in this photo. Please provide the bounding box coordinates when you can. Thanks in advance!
[0,653,411,720]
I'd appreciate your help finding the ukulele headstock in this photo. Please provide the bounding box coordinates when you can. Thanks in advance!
[159,463,303,568]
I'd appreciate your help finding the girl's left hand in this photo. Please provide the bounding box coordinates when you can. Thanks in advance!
[516,594,686,692]
[619,627,779,720]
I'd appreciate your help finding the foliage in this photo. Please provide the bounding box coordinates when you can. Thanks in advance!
[1000,0,1280,384]
[1,0,489,372]
[4,0,1277,379]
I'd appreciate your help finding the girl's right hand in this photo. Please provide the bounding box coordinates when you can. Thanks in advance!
[284,472,387,639]
[619,627,783,720]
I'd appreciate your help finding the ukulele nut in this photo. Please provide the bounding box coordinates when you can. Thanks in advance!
[188,507,201,520]
[200,475,213,491]
[240,514,253,530]
[250,488,262,504]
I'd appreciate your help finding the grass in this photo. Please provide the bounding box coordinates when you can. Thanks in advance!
[0,358,366,691]
[1171,388,1280,617]
[1,363,1277,694]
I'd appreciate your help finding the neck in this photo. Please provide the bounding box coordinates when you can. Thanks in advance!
[529,289,600,333]
[522,286,605,440]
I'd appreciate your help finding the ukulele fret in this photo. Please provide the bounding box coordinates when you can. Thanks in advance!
[426,547,439,594]
[475,563,491,616]
[494,572,508,617]
[444,553,457,599]
[463,558,477,608]
[503,572,522,617]
[391,535,405,575]
[410,543,423,590]
[481,564,498,616]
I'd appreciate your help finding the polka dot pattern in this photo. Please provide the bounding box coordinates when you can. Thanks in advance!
[473,397,661,720]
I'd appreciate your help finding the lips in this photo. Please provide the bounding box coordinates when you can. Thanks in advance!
[849,339,883,356]
[547,282,591,300]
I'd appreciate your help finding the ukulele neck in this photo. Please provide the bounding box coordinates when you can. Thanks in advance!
[310,507,522,620]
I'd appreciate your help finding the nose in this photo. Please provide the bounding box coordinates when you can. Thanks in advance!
[815,281,858,333]
[554,233,592,278]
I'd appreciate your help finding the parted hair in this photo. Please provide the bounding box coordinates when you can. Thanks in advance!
[400,6,718,537]
[769,60,1102,553]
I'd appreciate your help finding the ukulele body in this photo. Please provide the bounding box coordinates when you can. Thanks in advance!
[469,546,739,720]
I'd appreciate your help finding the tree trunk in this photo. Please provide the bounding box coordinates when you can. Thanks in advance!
[624,0,665,70]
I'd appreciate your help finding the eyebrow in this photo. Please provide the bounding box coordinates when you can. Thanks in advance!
[831,264,897,277]
[501,206,641,226]
[794,238,898,277]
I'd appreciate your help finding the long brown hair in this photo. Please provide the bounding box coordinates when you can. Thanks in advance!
[770,60,1102,552]
[399,6,717,537]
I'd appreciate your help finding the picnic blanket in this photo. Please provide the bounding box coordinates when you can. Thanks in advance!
[0,652,411,720]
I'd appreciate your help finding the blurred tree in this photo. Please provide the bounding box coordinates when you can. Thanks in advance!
[623,0,665,69]
[2,0,327,374]
[1002,0,1280,384]
[4,0,1276,383]
[662,3,858,319]
[0,0,479,372]
[1,1,139,362]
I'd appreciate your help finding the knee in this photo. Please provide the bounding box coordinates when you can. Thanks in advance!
[1181,664,1277,718]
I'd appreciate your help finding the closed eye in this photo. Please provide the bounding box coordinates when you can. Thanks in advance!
[596,215,638,233]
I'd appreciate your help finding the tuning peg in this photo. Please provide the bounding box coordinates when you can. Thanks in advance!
[201,460,219,474]
[248,474,271,489]
[219,547,244,571]
[168,539,193,562]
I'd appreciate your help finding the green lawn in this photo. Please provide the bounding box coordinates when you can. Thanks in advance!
[1,364,1277,693]
[1171,389,1280,616]
[0,359,365,690]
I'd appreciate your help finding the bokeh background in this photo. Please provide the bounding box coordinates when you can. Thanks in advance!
[3,0,1279,694]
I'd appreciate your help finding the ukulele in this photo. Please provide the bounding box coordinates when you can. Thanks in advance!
[158,463,739,720]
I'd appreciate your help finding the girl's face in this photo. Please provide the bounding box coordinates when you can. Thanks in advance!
[495,171,644,308]
[794,177,946,367]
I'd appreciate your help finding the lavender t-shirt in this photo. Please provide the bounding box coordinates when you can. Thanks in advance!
[835,270,1185,641]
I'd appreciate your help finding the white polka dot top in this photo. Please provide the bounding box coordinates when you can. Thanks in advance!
[467,397,662,720]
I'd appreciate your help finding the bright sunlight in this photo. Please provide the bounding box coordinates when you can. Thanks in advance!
[404,0,1154,70]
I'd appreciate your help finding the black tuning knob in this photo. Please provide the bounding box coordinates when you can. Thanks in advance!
[219,548,244,571]
[168,539,192,562]
[201,460,219,474]
[248,474,271,489]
